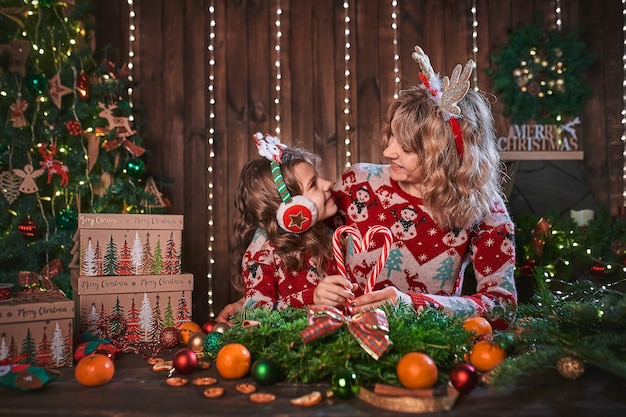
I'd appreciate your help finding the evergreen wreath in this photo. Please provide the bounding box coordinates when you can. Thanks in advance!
[487,13,595,124]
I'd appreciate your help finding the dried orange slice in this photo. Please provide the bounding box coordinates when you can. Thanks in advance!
[290,391,323,406]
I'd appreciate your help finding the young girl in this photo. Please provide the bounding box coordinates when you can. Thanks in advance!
[231,133,348,310]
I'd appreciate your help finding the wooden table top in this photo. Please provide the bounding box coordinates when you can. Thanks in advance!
[1,350,624,417]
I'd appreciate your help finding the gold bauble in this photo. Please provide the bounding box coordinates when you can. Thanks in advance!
[556,356,585,380]
[212,322,231,334]
[188,332,207,353]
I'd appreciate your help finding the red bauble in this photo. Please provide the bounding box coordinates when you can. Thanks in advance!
[18,218,39,240]
[172,348,198,375]
[159,327,181,348]
[449,363,478,394]
[76,72,90,100]
[202,320,216,334]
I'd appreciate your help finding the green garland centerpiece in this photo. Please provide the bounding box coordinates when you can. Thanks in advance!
[219,304,473,385]
[487,12,595,124]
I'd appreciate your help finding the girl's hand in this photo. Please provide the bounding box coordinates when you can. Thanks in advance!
[215,297,244,323]
[314,275,357,307]
[351,286,412,313]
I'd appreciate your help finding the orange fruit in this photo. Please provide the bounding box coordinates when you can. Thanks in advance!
[396,352,438,389]
[75,353,115,387]
[178,321,202,345]
[215,343,252,379]
[469,340,506,372]
[463,317,492,337]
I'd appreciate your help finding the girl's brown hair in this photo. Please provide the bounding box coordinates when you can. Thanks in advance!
[231,147,333,292]
[382,87,505,230]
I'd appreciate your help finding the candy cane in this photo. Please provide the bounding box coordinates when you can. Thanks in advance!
[333,225,363,279]
[362,225,393,294]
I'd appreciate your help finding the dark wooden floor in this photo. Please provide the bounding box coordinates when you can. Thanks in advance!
[1,351,625,417]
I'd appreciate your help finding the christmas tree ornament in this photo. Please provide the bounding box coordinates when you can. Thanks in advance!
[56,208,77,230]
[331,369,360,399]
[449,363,478,394]
[125,157,145,177]
[38,144,69,186]
[65,120,83,136]
[9,96,28,128]
[48,72,73,109]
[172,348,198,375]
[0,171,21,204]
[12,164,44,194]
[201,320,216,334]
[159,327,180,349]
[203,332,222,357]
[188,332,206,353]
[97,102,136,137]
[589,261,607,276]
[556,356,585,380]
[25,73,47,94]
[18,217,39,240]
[251,357,282,385]
[212,322,230,334]
[76,71,90,100]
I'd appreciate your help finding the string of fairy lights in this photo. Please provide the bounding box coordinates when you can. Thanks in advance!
[471,0,478,88]
[343,1,352,167]
[206,0,216,317]
[127,0,135,116]
[274,2,282,136]
[391,1,400,99]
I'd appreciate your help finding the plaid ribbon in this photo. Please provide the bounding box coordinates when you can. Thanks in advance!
[103,137,146,157]
[300,305,392,360]
[18,258,63,292]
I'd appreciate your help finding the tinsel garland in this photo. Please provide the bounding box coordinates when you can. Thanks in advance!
[489,272,626,390]
[220,304,472,385]
[487,12,595,124]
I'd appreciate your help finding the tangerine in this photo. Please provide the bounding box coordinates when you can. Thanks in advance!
[178,321,202,345]
[215,343,252,379]
[469,340,506,372]
[396,352,438,389]
[75,353,115,387]
[463,317,492,337]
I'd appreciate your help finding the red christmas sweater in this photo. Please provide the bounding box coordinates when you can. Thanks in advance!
[242,228,337,309]
[331,163,517,319]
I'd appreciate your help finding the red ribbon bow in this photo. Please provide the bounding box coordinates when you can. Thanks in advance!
[18,259,63,292]
[103,137,146,157]
[300,305,392,360]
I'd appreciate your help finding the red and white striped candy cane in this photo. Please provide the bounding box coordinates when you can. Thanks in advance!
[332,225,363,278]
[363,225,393,294]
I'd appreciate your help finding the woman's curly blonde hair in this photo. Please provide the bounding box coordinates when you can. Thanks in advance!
[383,87,506,230]
[231,147,334,292]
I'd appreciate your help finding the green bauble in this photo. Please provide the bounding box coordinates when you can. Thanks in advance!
[56,208,77,230]
[25,73,47,95]
[203,332,222,358]
[250,357,282,385]
[125,158,145,177]
[331,369,359,399]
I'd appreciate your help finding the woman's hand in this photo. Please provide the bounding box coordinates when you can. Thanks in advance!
[351,286,412,313]
[314,275,357,307]
[215,297,244,323]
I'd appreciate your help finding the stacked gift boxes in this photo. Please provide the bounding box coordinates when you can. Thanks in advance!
[0,291,74,368]
[71,214,193,348]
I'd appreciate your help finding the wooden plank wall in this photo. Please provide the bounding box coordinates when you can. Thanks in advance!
[94,0,623,322]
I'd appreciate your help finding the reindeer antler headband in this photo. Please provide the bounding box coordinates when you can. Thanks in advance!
[411,46,474,158]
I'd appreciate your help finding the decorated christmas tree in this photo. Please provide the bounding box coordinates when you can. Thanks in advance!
[0,0,165,295]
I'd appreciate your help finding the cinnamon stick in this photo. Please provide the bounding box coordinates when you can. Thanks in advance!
[373,383,436,398]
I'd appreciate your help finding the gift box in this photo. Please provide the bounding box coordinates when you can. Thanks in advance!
[76,213,184,276]
[71,272,194,347]
[0,291,74,368]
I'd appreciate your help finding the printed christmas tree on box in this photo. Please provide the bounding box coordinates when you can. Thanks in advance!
[75,214,183,276]
[0,292,74,368]
[71,273,194,348]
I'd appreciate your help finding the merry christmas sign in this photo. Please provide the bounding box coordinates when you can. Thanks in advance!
[498,117,583,161]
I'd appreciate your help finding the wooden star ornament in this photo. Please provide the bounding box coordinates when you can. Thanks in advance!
[48,72,73,108]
